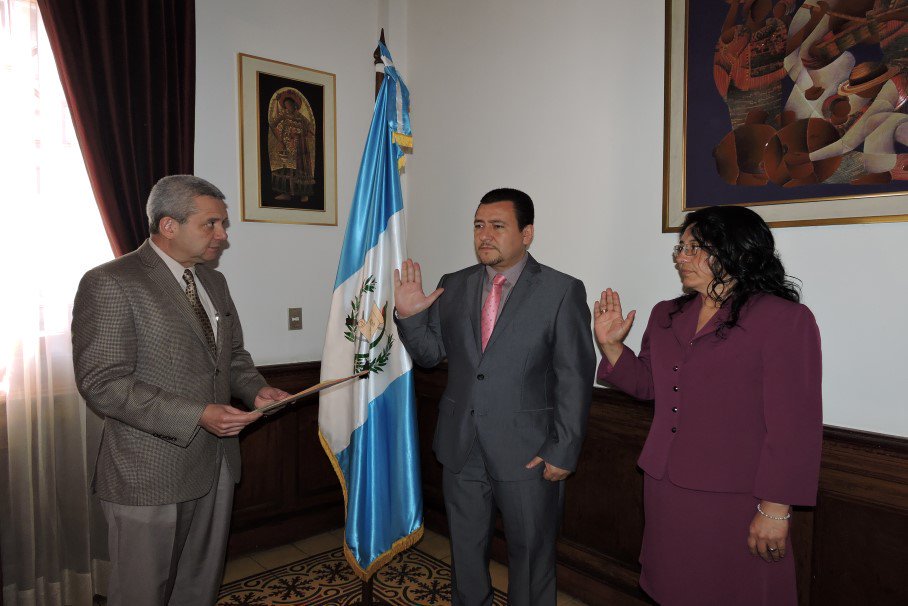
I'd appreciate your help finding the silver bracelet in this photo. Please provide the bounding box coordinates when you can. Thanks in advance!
[756,503,791,520]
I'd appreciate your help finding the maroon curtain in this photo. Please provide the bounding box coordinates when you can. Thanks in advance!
[37,0,195,257]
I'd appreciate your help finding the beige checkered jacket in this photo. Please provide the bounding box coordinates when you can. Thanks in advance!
[72,241,267,506]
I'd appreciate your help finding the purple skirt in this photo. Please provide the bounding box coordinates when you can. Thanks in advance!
[640,474,797,606]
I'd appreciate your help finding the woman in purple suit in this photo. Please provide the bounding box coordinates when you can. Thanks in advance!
[595,206,822,606]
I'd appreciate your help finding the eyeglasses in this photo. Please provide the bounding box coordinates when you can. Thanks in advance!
[672,243,707,257]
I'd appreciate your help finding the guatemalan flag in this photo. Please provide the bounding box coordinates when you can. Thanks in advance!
[318,42,423,580]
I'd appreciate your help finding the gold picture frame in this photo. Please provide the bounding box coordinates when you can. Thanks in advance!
[238,53,337,225]
[663,0,908,231]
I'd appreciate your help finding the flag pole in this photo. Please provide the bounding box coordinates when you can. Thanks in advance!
[361,577,374,606]
[359,31,386,606]
[325,28,416,605]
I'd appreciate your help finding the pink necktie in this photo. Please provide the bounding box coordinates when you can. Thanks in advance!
[481,274,507,351]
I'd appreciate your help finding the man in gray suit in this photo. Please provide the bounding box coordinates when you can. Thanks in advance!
[394,188,595,606]
[72,175,288,606]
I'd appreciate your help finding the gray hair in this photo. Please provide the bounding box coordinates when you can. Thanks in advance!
[147,175,226,234]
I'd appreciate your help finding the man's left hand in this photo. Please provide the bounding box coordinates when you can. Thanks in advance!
[525,456,571,481]
[253,385,291,410]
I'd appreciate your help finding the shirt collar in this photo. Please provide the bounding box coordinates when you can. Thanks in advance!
[485,252,528,286]
[149,238,196,285]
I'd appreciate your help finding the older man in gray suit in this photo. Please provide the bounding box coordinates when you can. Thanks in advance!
[72,176,288,606]
[394,188,595,606]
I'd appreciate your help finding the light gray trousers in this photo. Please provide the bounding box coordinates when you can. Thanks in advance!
[100,458,234,606]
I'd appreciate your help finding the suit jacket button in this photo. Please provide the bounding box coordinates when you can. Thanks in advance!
[470,409,475,416]
[672,385,679,392]
[673,365,679,371]
[671,407,678,413]
[477,374,485,380]
[671,427,678,433]
[214,369,220,376]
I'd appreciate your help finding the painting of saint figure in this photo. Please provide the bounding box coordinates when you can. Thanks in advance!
[667,0,908,226]
[238,54,336,225]
[268,87,317,202]
[254,69,327,213]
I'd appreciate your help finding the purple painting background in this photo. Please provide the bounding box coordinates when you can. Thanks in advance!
[683,0,908,208]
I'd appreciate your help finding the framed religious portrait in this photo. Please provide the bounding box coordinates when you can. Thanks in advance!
[663,0,908,230]
[238,53,337,225]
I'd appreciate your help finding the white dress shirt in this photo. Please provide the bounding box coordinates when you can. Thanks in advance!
[149,239,219,338]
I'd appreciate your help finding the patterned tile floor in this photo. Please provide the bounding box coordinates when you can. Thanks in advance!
[221,528,587,605]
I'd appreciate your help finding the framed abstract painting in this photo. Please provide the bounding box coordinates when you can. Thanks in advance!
[238,53,337,226]
[663,0,908,230]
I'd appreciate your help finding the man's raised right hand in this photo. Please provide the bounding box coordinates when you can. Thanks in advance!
[393,258,444,319]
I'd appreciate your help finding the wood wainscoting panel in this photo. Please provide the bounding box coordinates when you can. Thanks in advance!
[414,365,447,520]
[227,362,908,606]
[810,492,908,605]
[562,391,650,565]
[410,365,908,606]
[556,391,653,604]
[809,428,908,606]
[228,362,344,556]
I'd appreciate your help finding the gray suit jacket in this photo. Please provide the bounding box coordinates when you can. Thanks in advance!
[396,254,595,481]
[72,241,267,506]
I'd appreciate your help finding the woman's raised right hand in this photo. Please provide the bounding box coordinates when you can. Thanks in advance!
[593,289,636,362]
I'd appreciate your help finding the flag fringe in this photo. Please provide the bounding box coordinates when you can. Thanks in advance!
[393,131,412,172]
[392,132,413,149]
[318,429,425,581]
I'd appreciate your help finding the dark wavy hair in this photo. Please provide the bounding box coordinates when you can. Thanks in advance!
[670,205,800,337]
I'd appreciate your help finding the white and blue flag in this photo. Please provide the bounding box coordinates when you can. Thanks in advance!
[318,42,422,580]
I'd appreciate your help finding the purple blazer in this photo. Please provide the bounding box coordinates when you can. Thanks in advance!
[598,293,822,506]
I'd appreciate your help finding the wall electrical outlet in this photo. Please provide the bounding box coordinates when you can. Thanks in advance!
[288,308,303,330]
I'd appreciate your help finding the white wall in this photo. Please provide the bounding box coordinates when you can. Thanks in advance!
[195,0,383,364]
[195,0,908,437]
[405,0,908,437]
